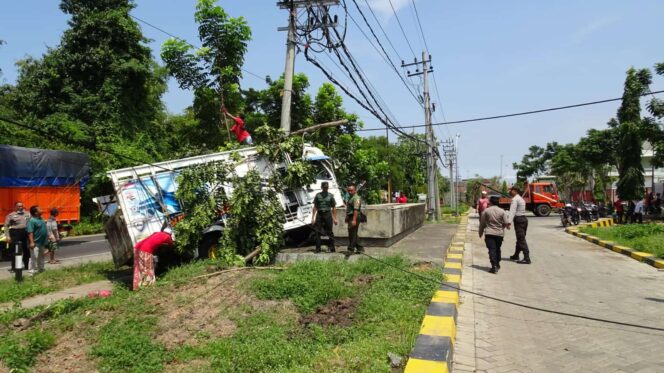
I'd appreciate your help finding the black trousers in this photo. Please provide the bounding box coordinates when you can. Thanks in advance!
[513,216,530,259]
[9,229,30,270]
[485,235,503,267]
[346,216,363,252]
[632,213,643,224]
[314,211,335,251]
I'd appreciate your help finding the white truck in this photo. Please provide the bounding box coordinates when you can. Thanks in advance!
[104,145,343,267]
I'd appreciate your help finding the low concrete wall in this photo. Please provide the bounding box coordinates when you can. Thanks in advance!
[332,203,425,247]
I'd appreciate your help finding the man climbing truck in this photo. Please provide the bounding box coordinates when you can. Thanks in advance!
[483,182,564,217]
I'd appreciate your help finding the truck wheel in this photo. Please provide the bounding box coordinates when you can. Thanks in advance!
[536,204,552,217]
[198,234,221,260]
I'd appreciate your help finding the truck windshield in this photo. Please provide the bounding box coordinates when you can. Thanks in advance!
[309,160,333,181]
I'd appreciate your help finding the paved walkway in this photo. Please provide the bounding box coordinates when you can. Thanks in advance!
[454,213,664,373]
[0,279,115,311]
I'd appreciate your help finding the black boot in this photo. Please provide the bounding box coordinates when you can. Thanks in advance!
[509,254,519,261]
[488,265,498,274]
[517,257,531,264]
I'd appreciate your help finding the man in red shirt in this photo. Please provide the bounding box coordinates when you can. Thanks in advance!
[223,107,253,145]
[397,192,408,204]
[614,198,624,224]
[477,191,489,216]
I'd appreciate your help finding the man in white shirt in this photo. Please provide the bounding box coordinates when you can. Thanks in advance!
[633,199,644,224]
[507,186,531,264]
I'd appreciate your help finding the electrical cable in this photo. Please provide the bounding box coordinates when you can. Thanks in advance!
[409,0,430,54]
[294,215,664,333]
[387,0,417,59]
[356,89,664,132]
[129,14,266,82]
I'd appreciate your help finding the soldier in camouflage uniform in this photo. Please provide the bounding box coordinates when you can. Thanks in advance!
[311,181,338,253]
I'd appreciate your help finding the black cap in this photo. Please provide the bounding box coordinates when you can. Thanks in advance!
[321,182,329,188]
[489,196,500,205]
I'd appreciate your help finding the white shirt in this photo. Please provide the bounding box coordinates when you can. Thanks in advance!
[509,194,526,222]
[635,200,644,214]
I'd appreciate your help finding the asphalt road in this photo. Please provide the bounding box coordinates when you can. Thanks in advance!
[0,233,110,270]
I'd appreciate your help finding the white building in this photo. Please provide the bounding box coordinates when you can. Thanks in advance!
[609,142,664,197]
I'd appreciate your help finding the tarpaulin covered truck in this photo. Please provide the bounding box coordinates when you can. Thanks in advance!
[0,145,89,225]
[105,145,342,267]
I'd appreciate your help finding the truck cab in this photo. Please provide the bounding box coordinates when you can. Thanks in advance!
[497,181,564,217]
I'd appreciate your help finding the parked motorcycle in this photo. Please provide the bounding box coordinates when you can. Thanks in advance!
[585,203,599,221]
[560,204,575,227]
[578,203,593,223]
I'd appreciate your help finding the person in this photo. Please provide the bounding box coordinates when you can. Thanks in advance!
[479,196,510,274]
[476,191,489,216]
[655,193,662,215]
[46,208,61,264]
[614,198,624,224]
[397,192,408,204]
[133,227,174,290]
[507,186,531,264]
[647,191,655,215]
[626,200,635,223]
[4,202,30,272]
[311,181,338,253]
[222,107,253,145]
[26,205,48,274]
[633,199,644,224]
[345,184,364,254]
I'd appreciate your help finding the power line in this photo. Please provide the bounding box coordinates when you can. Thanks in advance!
[387,0,417,58]
[356,89,664,132]
[129,14,266,82]
[409,0,430,53]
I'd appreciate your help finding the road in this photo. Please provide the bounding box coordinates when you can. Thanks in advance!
[1,234,111,279]
[454,213,664,373]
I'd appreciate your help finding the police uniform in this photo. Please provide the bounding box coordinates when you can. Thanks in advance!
[346,194,363,253]
[313,188,337,252]
[4,210,30,270]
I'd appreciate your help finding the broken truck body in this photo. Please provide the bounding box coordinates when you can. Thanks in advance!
[105,145,343,266]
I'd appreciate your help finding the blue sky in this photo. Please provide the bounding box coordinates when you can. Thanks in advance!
[1,1,663,180]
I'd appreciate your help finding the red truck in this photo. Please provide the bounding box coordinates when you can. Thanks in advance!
[495,182,564,217]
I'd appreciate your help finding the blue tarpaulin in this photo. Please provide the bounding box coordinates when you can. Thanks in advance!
[0,145,89,188]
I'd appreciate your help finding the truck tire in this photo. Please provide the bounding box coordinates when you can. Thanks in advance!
[536,204,552,217]
[198,234,221,260]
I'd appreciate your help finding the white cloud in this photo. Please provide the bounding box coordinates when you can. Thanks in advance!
[573,16,620,43]
[365,0,411,21]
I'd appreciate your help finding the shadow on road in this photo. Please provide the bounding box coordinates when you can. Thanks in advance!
[471,264,492,272]
[645,297,664,303]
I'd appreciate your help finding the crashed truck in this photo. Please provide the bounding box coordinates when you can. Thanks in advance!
[105,145,343,267]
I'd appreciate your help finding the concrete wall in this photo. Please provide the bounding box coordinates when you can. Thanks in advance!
[332,203,425,247]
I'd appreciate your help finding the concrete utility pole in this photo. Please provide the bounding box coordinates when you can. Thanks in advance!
[442,138,457,214]
[278,0,340,135]
[403,52,438,220]
[455,133,460,216]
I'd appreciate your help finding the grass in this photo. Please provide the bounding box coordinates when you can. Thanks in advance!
[0,256,440,372]
[580,223,664,258]
[441,202,469,215]
[67,218,105,236]
[0,261,121,304]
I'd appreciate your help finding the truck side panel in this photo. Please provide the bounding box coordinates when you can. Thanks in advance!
[0,186,81,225]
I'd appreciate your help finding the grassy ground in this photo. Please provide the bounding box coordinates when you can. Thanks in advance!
[580,223,664,258]
[0,256,441,372]
[0,261,126,304]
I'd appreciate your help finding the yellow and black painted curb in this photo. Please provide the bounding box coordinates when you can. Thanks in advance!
[565,218,664,270]
[404,215,468,373]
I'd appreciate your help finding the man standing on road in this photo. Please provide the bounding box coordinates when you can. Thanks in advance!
[311,181,338,253]
[507,186,531,264]
[476,191,489,216]
[4,201,30,272]
[345,184,364,254]
[479,196,510,274]
[614,198,624,224]
[26,205,48,274]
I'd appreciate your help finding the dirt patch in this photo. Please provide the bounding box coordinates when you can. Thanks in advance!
[353,274,376,286]
[413,261,433,271]
[34,332,98,373]
[154,270,296,348]
[300,298,358,328]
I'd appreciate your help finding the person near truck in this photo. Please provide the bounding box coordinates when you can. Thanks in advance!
[46,208,61,264]
[479,196,510,274]
[222,107,253,145]
[311,181,338,253]
[345,184,364,254]
[26,205,48,274]
[507,186,531,264]
[397,192,408,204]
[476,191,489,216]
[633,199,644,224]
[614,198,624,224]
[133,227,174,290]
[4,201,30,272]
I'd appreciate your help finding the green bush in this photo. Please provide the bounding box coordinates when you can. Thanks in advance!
[70,219,105,236]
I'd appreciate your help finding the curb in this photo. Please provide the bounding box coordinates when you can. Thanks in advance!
[565,218,664,270]
[405,215,468,373]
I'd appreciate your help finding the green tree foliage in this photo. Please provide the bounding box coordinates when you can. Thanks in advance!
[512,142,560,183]
[615,68,651,200]
[161,0,251,150]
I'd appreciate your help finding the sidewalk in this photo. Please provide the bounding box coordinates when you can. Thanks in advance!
[453,214,664,372]
[0,279,115,311]
[0,252,112,280]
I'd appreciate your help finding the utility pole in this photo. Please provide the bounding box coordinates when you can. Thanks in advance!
[403,52,437,220]
[278,0,340,134]
[455,133,460,216]
[442,138,457,214]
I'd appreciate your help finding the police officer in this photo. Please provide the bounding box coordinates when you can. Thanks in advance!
[345,184,364,254]
[311,181,338,253]
[4,201,30,271]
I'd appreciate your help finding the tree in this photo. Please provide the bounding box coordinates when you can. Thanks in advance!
[615,68,651,200]
[161,0,251,150]
[512,142,560,183]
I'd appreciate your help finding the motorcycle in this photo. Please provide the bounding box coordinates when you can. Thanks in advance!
[562,204,579,226]
[578,204,593,223]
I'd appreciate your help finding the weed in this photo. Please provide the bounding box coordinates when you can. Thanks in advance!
[0,329,55,370]
[581,224,664,258]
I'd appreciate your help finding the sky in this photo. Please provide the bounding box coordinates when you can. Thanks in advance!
[1,1,664,181]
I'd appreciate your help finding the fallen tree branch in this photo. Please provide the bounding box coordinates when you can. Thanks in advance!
[288,119,348,136]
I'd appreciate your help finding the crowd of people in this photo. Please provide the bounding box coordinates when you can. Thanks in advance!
[613,191,662,224]
[4,202,62,275]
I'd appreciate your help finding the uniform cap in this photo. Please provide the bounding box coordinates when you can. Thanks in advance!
[321,182,329,188]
